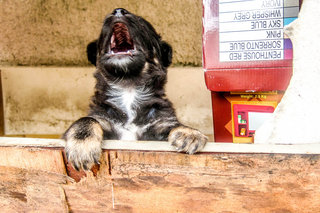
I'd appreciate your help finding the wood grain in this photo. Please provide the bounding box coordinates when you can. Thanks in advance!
[0,166,70,212]
[100,151,320,213]
[0,147,67,175]
[0,138,320,212]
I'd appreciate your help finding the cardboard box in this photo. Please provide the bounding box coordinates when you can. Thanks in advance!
[202,0,301,142]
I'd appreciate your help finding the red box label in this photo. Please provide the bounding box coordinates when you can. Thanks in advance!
[203,0,301,91]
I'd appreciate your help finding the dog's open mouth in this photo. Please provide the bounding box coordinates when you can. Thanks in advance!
[109,23,135,56]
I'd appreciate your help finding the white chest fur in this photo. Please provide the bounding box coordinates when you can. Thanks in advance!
[107,85,152,140]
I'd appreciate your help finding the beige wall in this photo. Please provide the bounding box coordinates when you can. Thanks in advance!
[0,0,203,66]
[1,66,213,137]
[0,1,212,138]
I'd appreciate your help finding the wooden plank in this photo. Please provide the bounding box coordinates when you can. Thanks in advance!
[62,151,320,212]
[102,140,320,155]
[0,137,65,148]
[1,149,319,213]
[0,147,67,175]
[0,137,320,154]
[0,166,70,212]
[0,138,320,212]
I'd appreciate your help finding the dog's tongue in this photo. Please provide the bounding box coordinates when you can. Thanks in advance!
[111,23,134,53]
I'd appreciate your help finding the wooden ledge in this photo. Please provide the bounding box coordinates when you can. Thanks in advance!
[0,137,319,154]
[1,137,320,212]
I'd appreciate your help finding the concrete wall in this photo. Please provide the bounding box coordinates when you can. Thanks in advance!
[0,1,212,139]
[0,0,203,66]
[1,66,213,138]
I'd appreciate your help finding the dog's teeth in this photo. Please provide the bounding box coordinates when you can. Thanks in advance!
[111,51,115,55]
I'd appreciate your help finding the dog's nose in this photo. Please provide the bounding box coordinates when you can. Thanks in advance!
[112,8,129,17]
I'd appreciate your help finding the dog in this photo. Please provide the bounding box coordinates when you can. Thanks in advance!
[63,8,208,171]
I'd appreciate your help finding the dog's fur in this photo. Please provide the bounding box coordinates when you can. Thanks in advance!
[63,8,208,170]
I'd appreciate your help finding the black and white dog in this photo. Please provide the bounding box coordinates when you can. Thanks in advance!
[63,8,208,171]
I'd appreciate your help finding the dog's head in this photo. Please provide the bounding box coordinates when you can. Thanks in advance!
[87,8,172,78]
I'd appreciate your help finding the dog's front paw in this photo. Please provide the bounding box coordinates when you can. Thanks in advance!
[168,126,208,154]
[64,117,103,171]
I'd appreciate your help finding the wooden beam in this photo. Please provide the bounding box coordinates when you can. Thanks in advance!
[0,137,320,154]
[0,137,320,212]
[0,147,67,175]
[0,166,70,212]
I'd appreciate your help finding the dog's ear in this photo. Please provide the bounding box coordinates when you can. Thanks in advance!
[87,40,98,66]
[160,41,172,68]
